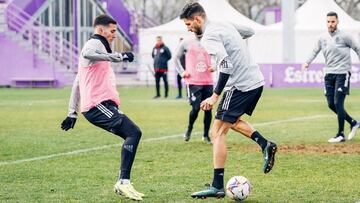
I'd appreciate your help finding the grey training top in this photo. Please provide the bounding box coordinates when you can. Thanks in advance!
[306,29,360,74]
[67,39,125,117]
[200,20,264,92]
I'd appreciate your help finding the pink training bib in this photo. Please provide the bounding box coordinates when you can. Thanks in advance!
[78,61,120,112]
[184,40,213,85]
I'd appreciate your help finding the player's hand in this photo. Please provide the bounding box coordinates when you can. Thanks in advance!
[181,71,190,78]
[301,63,309,72]
[61,117,77,131]
[200,94,219,111]
[208,66,216,72]
[121,52,134,62]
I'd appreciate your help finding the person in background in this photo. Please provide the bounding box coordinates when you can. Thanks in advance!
[175,33,213,144]
[152,36,172,98]
[302,11,360,143]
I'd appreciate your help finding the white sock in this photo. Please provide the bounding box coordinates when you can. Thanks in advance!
[119,179,130,185]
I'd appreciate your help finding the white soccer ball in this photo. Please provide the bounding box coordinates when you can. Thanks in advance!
[225,176,251,201]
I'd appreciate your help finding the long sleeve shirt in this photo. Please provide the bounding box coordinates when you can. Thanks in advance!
[306,29,360,74]
[200,20,264,92]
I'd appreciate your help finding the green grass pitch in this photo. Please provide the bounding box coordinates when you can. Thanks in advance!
[0,87,360,202]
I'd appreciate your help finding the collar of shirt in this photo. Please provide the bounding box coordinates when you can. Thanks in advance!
[202,19,210,34]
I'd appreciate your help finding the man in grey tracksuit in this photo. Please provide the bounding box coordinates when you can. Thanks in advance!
[180,2,277,199]
[302,11,360,143]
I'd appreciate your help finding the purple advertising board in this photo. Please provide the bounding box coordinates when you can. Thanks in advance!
[260,64,360,88]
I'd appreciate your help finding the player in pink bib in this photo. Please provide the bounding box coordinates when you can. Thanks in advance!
[60,15,144,201]
[175,34,214,144]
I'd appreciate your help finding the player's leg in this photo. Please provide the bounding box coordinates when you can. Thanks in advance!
[162,72,169,98]
[191,119,231,199]
[323,73,353,123]
[111,115,144,199]
[83,101,143,200]
[231,118,277,173]
[202,85,213,144]
[324,74,343,143]
[334,73,359,141]
[324,74,337,113]
[154,72,161,98]
[227,86,277,173]
[176,74,183,99]
[184,85,202,141]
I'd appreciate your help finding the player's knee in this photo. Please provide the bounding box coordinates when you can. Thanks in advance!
[334,101,344,111]
[327,102,336,111]
[192,105,201,113]
[132,126,142,140]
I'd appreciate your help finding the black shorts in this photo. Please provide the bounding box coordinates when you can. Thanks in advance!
[324,72,351,97]
[83,100,140,139]
[216,86,263,124]
[188,85,213,107]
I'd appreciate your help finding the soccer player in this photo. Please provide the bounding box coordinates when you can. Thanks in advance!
[60,15,144,201]
[180,3,278,199]
[175,33,214,144]
[176,37,185,99]
[302,12,360,143]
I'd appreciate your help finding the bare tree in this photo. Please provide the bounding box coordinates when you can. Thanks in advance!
[228,0,360,22]
[334,0,360,20]
[123,0,191,26]
[228,0,280,22]
[123,0,360,27]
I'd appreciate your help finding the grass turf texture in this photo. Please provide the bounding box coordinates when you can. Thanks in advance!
[0,87,360,202]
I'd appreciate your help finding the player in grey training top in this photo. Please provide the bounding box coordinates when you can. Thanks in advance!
[180,2,277,199]
[302,11,360,143]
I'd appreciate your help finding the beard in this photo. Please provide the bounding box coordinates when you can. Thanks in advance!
[194,27,202,36]
[328,26,337,33]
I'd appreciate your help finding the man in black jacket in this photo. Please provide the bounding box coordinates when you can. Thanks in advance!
[152,36,172,98]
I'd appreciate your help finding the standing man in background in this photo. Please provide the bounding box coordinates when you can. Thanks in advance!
[175,33,213,144]
[60,15,144,201]
[152,36,172,99]
[302,11,360,143]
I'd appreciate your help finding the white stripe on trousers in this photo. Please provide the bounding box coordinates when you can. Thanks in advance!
[222,89,234,110]
[96,103,114,118]
[344,72,350,88]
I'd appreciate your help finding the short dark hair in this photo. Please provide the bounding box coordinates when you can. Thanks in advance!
[156,36,162,39]
[327,11,338,19]
[179,2,206,19]
[93,14,117,27]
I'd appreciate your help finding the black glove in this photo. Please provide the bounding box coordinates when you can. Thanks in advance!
[121,52,134,62]
[61,117,77,131]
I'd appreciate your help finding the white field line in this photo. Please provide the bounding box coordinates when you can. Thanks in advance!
[0,115,330,166]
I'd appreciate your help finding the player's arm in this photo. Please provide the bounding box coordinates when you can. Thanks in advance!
[200,34,232,110]
[165,46,172,60]
[174,40,189,78]
[231,23,255,39]
[345,34,360,60]
[151,47,155,58]
[61,74,80,131]
[303,38,322,70]
[82,41,134,63]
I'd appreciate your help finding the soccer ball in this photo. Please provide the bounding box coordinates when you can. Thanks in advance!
[225,176,251,201]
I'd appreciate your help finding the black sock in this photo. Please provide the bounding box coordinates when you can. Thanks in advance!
[212,168,224,189]
[203,110,212,137]
[251,131,268,151]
